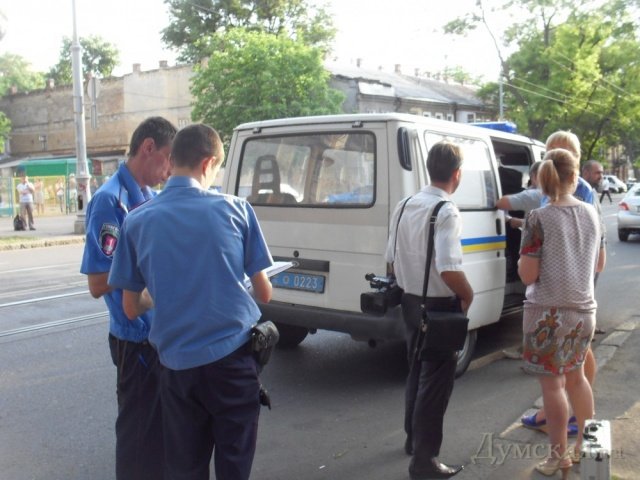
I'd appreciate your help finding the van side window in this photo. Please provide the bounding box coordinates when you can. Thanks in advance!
[424,133,497,210]
[236,132,376,207]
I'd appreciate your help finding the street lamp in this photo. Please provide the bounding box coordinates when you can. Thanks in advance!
[71,0,91,234]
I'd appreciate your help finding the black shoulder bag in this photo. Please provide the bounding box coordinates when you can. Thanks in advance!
[414,201,469,362]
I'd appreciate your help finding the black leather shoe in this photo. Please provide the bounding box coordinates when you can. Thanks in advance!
[410,458,463,479]
[404,436,413,456]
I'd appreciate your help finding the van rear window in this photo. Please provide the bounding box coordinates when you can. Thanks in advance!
[236,132,376,207]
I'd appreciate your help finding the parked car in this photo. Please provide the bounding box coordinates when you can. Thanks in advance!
[605,174,627,193]
[617,183,640,241]
[626,178,636,191]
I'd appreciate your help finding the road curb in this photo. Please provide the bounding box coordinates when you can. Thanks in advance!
[0,236,85,251]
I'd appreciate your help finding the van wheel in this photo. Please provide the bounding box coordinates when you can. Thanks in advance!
[275,323,309,349]
[618,229,630,242]
[455,330,478,378]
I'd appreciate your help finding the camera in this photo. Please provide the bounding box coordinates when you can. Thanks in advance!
[360,273,403,316]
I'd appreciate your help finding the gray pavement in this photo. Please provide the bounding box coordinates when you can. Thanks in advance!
[0,213,85,250]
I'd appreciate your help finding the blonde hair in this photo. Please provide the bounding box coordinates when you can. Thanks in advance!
[538,148,579,201]
[545,131,581,160]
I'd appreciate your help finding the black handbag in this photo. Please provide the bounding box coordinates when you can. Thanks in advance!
[414,201,469,361]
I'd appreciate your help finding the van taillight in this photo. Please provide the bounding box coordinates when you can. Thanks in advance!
[619,202,629,211]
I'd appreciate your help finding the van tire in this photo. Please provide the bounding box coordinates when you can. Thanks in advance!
[618,229,630,242]
[275,323,309,348]
[455,330,477,378]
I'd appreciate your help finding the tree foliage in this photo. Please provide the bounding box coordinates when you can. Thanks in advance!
[48,35,119,86]
[161,0,335,63]
[445,0,640,170]
[0,53,45,150]
[190,29,344,142]
[0,53,44,94]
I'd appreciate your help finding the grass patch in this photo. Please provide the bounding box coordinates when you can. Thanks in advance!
[0,236,37,245]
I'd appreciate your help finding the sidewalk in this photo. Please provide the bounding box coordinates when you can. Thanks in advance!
[0,213,85,250]
[459,317,640,479]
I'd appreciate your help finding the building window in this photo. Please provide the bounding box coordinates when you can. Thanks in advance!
[435,113,443,120]
[423,112,431,118]
[446,114,454,121]
[467,113,476,123]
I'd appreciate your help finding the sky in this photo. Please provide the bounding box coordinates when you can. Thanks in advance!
[0,0,509,81]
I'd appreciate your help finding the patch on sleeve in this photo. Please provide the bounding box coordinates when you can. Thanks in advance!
[99,223,120,256]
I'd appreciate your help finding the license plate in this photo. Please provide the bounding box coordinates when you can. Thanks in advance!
[271,272,325,293]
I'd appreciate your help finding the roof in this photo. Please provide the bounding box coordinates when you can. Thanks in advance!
[326,63,486,108]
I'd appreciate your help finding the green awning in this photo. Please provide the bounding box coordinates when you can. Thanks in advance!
[18,157,92,177]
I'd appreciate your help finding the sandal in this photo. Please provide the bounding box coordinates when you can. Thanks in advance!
[521,412,546,430]
[521,413,579,436]
[569,444,581,463]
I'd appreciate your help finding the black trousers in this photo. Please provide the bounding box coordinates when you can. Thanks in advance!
[161,343,261,480]
[401,295,458,470]
[600,190,612,203]
[109,334,164,480]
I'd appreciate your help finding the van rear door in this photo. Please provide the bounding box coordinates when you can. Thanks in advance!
[225,120,392,317]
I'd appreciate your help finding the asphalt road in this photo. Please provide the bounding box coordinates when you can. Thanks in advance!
[0,201,636,480]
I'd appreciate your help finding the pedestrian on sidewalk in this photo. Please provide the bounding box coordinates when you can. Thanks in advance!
[16,174,36,230]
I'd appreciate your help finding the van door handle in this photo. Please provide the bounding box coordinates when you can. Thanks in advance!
[496,218,502,235]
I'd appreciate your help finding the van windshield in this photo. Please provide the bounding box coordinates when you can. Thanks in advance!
[236,132,376,207]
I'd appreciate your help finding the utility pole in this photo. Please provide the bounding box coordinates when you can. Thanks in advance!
[71,0,91,234]
[498,73,504,121]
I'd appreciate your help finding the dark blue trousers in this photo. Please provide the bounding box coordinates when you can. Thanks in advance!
[109,334,164,480]
[161,344,261,480]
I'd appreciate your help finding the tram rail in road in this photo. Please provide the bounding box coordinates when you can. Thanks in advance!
[0,311,108,338]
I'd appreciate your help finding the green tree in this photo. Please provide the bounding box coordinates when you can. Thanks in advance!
[162,0,335,63]
[445,0,640,165]
[0,53,44,94]
[48,35,119,85]
[190,29,344,142]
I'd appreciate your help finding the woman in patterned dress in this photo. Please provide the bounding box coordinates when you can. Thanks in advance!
[518,148,605,477]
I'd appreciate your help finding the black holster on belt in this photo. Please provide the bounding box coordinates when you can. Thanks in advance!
[251,320,279,367]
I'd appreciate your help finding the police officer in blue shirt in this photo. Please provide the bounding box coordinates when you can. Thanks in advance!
[108,123,273,480]
[80,117,177,480]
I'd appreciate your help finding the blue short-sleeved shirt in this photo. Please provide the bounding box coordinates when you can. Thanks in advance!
[108,176,273,370]
[80,163,155,342]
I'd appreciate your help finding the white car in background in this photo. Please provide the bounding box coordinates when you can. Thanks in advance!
[617,183,640,241]
[605,174,627,193]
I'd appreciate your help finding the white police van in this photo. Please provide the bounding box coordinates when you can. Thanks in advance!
[222,113,544,376]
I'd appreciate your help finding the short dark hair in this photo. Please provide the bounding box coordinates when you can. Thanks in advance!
[128,117,177,157]
[427,141,463,182]
[171,124,223,169]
